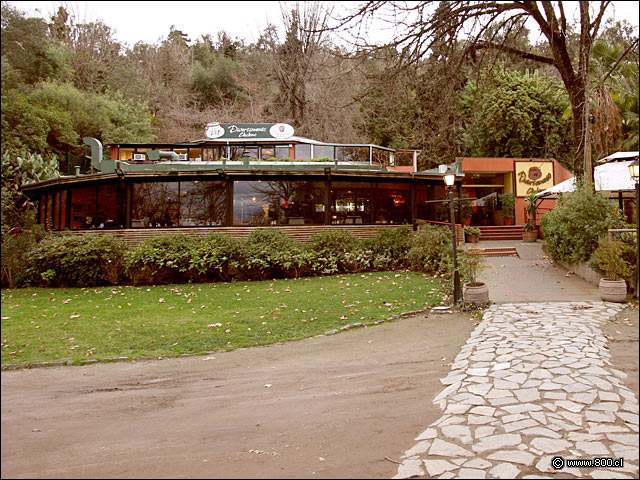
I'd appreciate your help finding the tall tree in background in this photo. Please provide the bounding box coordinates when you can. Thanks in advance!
[335,1,637,179]
[275,2,331,133]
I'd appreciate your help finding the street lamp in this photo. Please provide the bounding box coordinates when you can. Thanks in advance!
[444,167,461,304]
[629,159,639,299]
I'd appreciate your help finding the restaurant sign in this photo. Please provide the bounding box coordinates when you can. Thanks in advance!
[205,123,295,140]
[515,161,554,196]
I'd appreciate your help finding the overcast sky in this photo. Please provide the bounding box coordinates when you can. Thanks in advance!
[8,1,640,48]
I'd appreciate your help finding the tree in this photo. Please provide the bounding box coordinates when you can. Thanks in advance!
[461,68,572,164]
[334,1,637,179]
[275,2,332,132]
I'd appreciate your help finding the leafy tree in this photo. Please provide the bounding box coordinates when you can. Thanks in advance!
[1,2,71,85]
[336,1,631,177]
[460,68,573,165]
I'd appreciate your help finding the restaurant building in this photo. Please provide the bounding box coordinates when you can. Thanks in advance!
[21,123,460,244]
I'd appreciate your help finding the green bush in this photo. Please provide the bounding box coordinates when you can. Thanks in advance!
[188,233,242,282]
[589,240,631,280]
[540,186,624,263]
[308,229,365,274]
[24,234,128,287]
[125,234,196,285]
[407,224,452,274]
[365,225,413,270]
[1,225,47,287]
[236,229,312,280]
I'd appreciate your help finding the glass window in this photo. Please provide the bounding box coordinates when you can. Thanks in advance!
[132,182,179,227]
[70,185,97,229]
[188,148,202,161]
[294,144,311,161]
[372,148,391,167]
[45,193,54,230]
[336,146,369,164]
[119,148,135,161]
[97,184,126,229]
[330,181,374,224]
[394,152,415,167]
[312,145,334,160]
[202,146,224,161]
[275,146,291,160]
[233,180,326,226]
[372,183,411,224]
[230,146,259,160]
[416,184,448,223]
[179,180,226,226]
[261,146,275,160]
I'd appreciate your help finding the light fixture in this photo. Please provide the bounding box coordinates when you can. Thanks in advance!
[629,159,639,182]
[444,167,456,187]
[443,165,461,303]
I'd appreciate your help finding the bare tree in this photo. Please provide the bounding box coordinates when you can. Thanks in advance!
[332,1,631,180]
[275,2,332,132]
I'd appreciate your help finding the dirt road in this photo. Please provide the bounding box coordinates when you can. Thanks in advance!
[1,312,477,479]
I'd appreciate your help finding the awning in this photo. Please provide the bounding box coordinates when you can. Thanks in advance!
[535,159,636,199]
[596,151,639,164]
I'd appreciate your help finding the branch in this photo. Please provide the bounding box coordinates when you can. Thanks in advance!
[473,40,555,64]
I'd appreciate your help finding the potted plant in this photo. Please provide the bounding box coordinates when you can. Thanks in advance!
[590,240,630,302]
[459,199,474,226]
[465,227,481,244]
[522,193,539,242]
[461,250,489,304]
[498,192,515,225]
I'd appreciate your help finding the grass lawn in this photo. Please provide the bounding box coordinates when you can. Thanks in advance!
[1,272,443,365]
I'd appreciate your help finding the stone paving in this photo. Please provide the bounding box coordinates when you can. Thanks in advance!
[393,302,639,479]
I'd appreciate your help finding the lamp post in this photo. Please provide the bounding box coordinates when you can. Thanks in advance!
[629,159,639,299]
[444,168,461,304]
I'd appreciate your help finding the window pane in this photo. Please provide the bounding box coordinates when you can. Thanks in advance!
[188,148,202,161]
[260,146,275,160]
[372,148,391,167]
[275,146,291,159]
[202,147,221,161]
[233,181,272,225]
[394,152,414,167]
[372,183,411,224]
[330,181,374,224]
[179,180,226,226]
[336,146,369,163]
[294,144,311,160]
[97,184,126,229]
[230,146,259,160]
[233,180,325,225]
[70,185,97,229]
[313,145,334,160]
[132,182,179,227]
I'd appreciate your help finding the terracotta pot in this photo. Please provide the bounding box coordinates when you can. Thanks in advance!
[504,217,515,225]
[599,278,627,303]
[463,281,489,304]
[522,230,538,242]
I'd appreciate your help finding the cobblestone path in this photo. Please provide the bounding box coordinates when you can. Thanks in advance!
[394,302,639,479]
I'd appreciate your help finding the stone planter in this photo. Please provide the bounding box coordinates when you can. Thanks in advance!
[599,278,627,303]
[463,281,490,304]
[522,230,538,242]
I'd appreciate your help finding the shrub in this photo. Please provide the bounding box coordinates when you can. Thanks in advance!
[125,234,196,285]
[540,186,624,263]
[308,229,365,274]
[24,234,128,287]
[1,225,47,287]
[365,225,413,270]
[407,224,452,274]
[236,229,312,280]
[589,240,631,280]
[188,233,242,282]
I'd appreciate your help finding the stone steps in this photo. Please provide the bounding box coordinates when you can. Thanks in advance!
[476,225,524,241]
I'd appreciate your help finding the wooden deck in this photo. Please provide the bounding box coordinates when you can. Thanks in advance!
[60,225,408,247]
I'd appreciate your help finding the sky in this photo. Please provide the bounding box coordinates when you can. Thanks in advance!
[8,1,640,49]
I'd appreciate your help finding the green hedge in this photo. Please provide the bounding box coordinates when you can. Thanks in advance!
[7,225,462,294]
